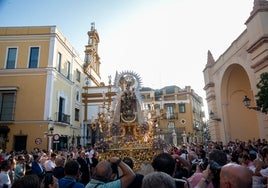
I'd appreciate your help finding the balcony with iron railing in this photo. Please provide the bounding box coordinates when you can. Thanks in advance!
[163,112,178,120]
[0,113,14,124]
[55,112,70,125]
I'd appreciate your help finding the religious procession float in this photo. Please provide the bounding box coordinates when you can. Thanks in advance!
[92,71,167,170]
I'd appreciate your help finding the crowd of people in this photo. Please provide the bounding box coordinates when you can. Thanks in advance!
[0,138,268,188]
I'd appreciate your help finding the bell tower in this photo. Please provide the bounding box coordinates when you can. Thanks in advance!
[83,22,101,86]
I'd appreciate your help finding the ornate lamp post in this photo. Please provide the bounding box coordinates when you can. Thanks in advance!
[242,95,261,111]
[47,126,54,151]
[181,131,187,144]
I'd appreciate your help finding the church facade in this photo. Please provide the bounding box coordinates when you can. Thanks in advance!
[203,0,268,144]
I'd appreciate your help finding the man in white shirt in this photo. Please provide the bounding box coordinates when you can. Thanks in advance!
[44,153,56,172]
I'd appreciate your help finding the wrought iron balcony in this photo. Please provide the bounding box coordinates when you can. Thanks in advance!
[0,116,14,124]
[55,112,70,124]
[163,112,178,119]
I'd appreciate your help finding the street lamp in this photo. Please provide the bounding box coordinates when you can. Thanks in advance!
[47,126,54,151]
[242,96,260,111]
[49,127,54,134]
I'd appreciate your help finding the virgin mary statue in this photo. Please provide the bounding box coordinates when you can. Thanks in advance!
[112,71,144,126]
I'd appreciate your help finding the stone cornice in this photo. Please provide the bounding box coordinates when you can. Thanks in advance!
[251,54,268,72]
[247,35,268,53]
[203,82,215,90]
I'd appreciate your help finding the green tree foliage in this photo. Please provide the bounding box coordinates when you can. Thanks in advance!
[255,72,268,114]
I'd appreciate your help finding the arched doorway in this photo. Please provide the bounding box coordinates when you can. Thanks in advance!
[221,64,259,142]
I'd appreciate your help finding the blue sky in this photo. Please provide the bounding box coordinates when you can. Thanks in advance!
[0,0,254,113]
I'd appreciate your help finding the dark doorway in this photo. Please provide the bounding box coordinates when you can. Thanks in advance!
[58,97,65,122]
[0,126,10,152]
[14,135,27,152]
[53,136,68,151]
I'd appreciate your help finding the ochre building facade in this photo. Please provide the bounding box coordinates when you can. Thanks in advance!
[0,26,85,152]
